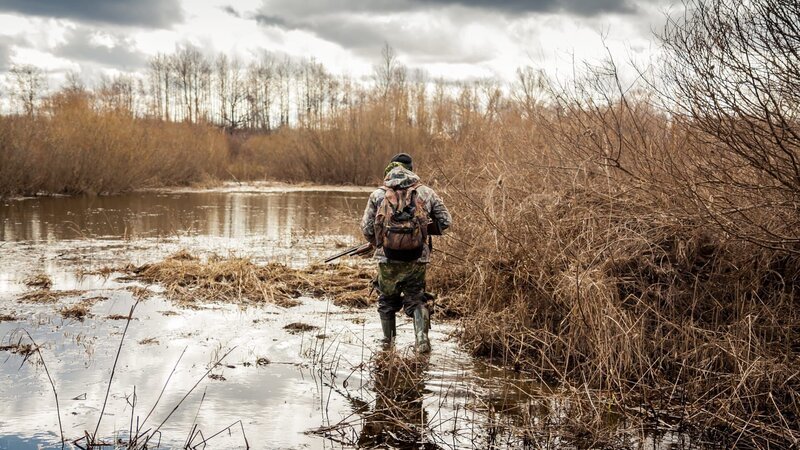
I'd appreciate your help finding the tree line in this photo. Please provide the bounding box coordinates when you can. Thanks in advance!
[1,43,518,135]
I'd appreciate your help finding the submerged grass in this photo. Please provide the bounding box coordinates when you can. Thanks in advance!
[19,289,81,304]
[0,313,18,322]
[58,297,106,321]
[283,322,320,334]
[0,342,36,358]
[24,273,52,289]
[124,250,374,308]
[59,303,92,321]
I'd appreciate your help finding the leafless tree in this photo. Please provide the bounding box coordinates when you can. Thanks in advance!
[512,66,547,120]
[246,52,275,131]
[375,43,400,98]
[275,56,292,128]
[661,0,800,251]
[171,45,208,122]
[9,64,45,116]
[97,74,136,114]
[148,54,171,120]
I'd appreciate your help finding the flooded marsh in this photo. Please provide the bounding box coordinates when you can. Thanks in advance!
[1,186,697,449]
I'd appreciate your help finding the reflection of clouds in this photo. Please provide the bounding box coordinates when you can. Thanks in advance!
[204,203,220,236]
[0,190,366,243]
[29,208,40,242]
[0,296,328,444]
[0,281,626,449]
[0,294,391,447]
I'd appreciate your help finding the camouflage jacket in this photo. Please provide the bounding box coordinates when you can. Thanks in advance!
[361,166,451,263]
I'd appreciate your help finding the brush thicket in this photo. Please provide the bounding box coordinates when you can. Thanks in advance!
[427,89,799,447]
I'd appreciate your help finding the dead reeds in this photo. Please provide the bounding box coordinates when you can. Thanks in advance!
[0,93,228,197]
[24,273,52,289]
[426,87,800,447]
[123,250,374,308]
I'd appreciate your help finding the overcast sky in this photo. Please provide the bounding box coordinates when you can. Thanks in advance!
[0,0,679,87]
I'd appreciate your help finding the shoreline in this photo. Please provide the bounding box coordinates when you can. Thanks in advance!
[2,180,375,202]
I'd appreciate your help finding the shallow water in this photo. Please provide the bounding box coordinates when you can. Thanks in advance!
[0,186,698,449]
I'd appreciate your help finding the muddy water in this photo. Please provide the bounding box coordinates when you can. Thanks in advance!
[0,186,695,449]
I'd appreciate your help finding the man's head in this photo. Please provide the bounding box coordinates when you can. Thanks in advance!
[390,153,413,171]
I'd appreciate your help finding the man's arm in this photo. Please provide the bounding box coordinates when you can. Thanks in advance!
[360,189,383,245]
[427,190,451,232]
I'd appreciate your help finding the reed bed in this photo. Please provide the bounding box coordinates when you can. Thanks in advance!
[125,250,374,308]
[426,110,800,447]
[0,92,227,197]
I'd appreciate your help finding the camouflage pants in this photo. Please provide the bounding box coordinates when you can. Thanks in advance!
[376,262,427,319]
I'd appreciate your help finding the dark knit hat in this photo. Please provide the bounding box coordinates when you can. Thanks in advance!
[390,153,413,171]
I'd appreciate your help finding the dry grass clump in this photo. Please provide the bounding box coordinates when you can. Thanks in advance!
[76,266,116,278]
[0,342,36,358]
[0,313,18,322]
[124,251,374,307]
[24,273,52,289]
[233,103,421,185]
[0,93,227,197]
[126,286,152,300]
[19,289,81,303]
[59,302,92,321]
[107,314,134,320]
[59,296,106,320]
[283,322,319,334]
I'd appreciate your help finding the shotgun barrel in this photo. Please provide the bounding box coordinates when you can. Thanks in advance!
[323,242,372,263]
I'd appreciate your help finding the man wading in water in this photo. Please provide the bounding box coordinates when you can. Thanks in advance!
[361,153,451,353]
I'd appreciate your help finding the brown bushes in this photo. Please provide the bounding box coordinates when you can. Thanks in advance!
[0,92,228,197]
[231,102,428,185]
[426,80,800,445]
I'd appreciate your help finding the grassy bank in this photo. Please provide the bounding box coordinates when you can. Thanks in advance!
[0,95,424,196]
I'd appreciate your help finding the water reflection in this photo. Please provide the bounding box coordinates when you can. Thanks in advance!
[0,188,370,298]
[0,190,367,242]
[356,351,436,448]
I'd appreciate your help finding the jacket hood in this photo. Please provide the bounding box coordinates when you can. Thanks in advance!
[383,166,420,189]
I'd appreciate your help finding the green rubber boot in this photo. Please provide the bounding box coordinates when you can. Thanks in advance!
[380,315,396,346]
[413,305,431,354]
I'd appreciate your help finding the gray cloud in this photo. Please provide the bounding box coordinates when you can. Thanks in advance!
[222,5,241,18]
[310,15,496,63]
[259,0,405,18]
[250,10,496,65]
[254,13,290,28]
[55,28,148,70]
[260,0,641,18]
[0,38,10,71]
[418,0,638,15]
[255,0,656,64]
[0,0,183,27]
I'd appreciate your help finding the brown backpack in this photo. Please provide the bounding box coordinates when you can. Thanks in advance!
[374,184,429,261]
